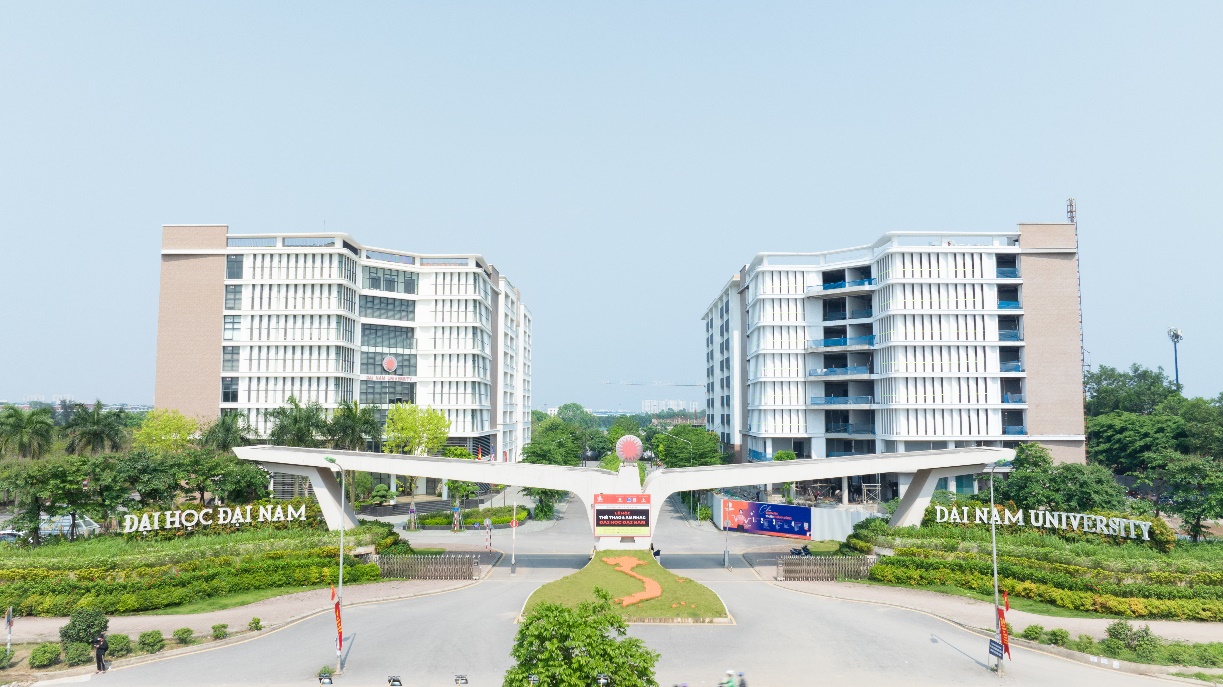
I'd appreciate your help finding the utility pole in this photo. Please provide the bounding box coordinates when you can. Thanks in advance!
[324,456,345,675]
[989,465,1002,676]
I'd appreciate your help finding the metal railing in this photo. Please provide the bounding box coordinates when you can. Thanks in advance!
[1002,393,1026,404]
[826,423,875,435]
[748,448,769,462]
[821,277,877,291]
[850,308,873,319]
[996,268,1020,278]
[810,335,876,348]
[777,555,876,581]
[376,554,480,580]
[999,330,1022,341]
[828,451,870,457]
[809,366,870,377]
[998,300,1022,309]
[810,396,874,405]
[1003,426,1027,436]
[824,311,848,321]
[1000,361,1024,372]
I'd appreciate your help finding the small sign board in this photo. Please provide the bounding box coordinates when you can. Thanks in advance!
[989,639,1004,659]
[511,519,518,528]
[453,506,460,513]
[593,493,652,537]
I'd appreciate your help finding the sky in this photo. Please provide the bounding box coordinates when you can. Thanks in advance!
[1,3,1220,411]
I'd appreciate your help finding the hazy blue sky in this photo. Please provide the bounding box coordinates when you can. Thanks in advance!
[1,3,1219,410]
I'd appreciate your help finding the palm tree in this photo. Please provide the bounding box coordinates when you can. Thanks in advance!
[327,401,380,503]
[63,401,126,455]
[266,396,328,497]
[200,412,255,453]
[0,406,55,459]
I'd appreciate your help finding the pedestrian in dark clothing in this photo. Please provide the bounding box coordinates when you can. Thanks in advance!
[93,634,109,673]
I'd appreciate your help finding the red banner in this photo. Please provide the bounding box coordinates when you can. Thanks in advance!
[997,607,1011,659]
[334,601,343,654]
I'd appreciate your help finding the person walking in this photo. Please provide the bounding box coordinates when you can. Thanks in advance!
[93,633,109,673]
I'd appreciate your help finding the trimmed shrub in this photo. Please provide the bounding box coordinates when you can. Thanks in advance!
[138,630,164,654]
[211,623,228,640]
[107,634,132,658]
[248,617,262,631]
[1046,628,1070,647]
[63,642,92,666]
[172,627,194,645]
[59,608,109,645]
[1070,634,1096,653]
[0,648,14,669]
[1020,624,1045,642]
[319,665,334,677]
[28,642,61,669]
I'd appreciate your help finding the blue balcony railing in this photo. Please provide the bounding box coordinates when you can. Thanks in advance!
[1003,393,1026,404]
[810,395,874,405]
[824,311,848,321]
[850,308,873,319]
[810,334,876,348]
[1000,361,1024,373]
[809,366,870,377]
[996,268,1020,278]
[826,423,876,435]
[748,448,770,462]
[828,451,870,457]
[822,277,877,291]
[1003,426,1027,435]
[999,330,1022,341]
[998,300,1022,310]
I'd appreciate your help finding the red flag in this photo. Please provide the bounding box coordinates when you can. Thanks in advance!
[997,607,1011,659]
[334,601,343,654]
[1003,590,1010,613]
[330,584,335,601]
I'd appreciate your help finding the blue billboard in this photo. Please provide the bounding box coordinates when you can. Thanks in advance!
[722,499,812,540]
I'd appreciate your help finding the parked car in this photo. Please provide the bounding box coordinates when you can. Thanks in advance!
[38,515,101,539]
[0,530,23,545]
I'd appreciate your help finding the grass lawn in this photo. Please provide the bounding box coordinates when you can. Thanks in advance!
[850,579,1122,619]
[1173,673,1223,684]
[805,540,841,554]
[139,584,336,615]
[525,550,727,621]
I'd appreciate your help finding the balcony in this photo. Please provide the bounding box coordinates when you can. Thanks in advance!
[1003,426,1027,435]
[998,300,1022,310]
[826,423,875,435]
[809,366,870,377]
[851,308,873,319]
[810,334,876,348]
[824,311,848,321]
[810,395,873,405]
[1000,361,1024,373]
[822,277,876,291]
[999,330,1022,341]
[1003,393,1026,404]
[828,451,871,457]
[996,268,1020,279]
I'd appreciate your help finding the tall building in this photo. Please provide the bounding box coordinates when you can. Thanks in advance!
[155,225,532,462]
[703,224,1085,494]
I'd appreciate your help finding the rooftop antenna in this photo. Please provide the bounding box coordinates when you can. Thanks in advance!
[1066,198,1076,224]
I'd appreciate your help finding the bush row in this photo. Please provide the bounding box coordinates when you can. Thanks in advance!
[416,505,530,527]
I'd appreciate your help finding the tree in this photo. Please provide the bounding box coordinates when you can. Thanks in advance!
[998,443,1126,513]
[557,403,596,431]
[1139,450,1223,542]
[130,408,196,454]
[266,396,328,448]
[0,406,55,459]
[522,417,582,466]
[607,417,643,445]
[1155,395,1223,459]
[1084,364,1179,417]
[503,588,659,687]
[200,412,255,453]
[1087,412,1183,474]
[652,425,723,469]
[441,446,480,503]
[382,404,450,455]
[531,410,549,424]
[176,449,226,505]
[80,454,134,532]
[64,401,128,455]
[327,401,380,502]
[214,457,270,504]
[114,449,182,510]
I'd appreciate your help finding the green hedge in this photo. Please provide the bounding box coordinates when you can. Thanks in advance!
[417,505,529,527]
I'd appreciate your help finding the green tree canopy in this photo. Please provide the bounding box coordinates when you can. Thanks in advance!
[652,425,723,469]
[0,406,55,459]
[607,417,643,445]
[522,417,583,466]
[1087,412,1184,474]
[383,404,450,455]
[199,412,254,453]
[1084,364,1179,417]
[998,443,1126,513]
[1139,449,1223,542]
[503,588,660,687]
[131,408,197,454]
[65,401,128,455]
[266,396,328,448]
[327,401,380,451]
[1154,395,1223,458]
[557,403,597,431]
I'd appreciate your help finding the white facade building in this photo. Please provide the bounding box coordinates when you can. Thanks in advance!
[704,224,1086,498]
[155,226,531,463]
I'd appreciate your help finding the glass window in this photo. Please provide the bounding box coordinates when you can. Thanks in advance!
[360,295,415,321]
[222,346,239,371]
[935,477,948,492]
[223,315,241,341]
[362,266,417,295]
[361,352,417,376]
[359,380,416,406]
[224,285,242,310]
[226,254,244,279]
[283,237,335,247]
[361,323,415,349]
[221,377,238,403]
[955,475,974,495]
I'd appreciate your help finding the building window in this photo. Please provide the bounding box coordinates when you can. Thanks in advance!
[359,380,416,406]
[360,295,415,321]
[221,377,238,403]
[363,266,418,295]
[224,285,242,310]
[361,323,415,349]
[223,315,241,341]
[222,346,239,371]
[226,254,244,279]
[361,351,417,376]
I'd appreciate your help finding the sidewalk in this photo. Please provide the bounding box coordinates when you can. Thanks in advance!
[773,580,1223,644]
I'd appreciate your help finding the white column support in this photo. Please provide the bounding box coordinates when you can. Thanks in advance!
[889,466,969,528]
[841,476,849,505]
[265,463,359,531]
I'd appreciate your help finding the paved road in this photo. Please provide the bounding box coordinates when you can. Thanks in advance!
[52,500,1176,687]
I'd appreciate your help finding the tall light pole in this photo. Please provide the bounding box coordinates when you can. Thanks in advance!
[987,462,1004,675]
[1167,328,1183,390]
[323,456,345,674]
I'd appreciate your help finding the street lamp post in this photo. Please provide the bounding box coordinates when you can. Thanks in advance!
[1168,328,1183,390]
[987,463,1003,676]
[323,456,345,674]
